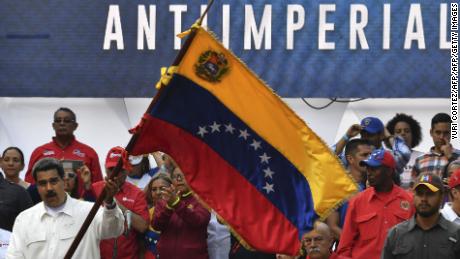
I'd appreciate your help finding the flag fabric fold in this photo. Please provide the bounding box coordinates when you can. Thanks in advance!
[131,27,358,255]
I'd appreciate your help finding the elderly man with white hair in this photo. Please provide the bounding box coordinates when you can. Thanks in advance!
[300,221,350,259]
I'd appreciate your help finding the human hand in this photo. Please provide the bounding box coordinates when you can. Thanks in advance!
[152,152,164,167]
[104,178,120,203]
[346,124,363,138]
[160,185,178,206]
[440,136,453,158]
[77,165,92,190]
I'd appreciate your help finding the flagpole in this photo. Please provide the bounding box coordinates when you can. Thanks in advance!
[63,1,214,258]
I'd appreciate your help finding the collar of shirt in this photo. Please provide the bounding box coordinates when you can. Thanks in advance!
[39,194,75,220]
[51,136,77,149]
[407,214,451,232]
[367,184,405,203]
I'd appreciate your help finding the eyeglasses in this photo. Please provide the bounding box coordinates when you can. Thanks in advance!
[53,118,75,124]
[37,177,60,187]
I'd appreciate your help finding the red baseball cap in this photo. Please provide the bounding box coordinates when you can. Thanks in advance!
[105,146,132,171]
[449,169,460,189]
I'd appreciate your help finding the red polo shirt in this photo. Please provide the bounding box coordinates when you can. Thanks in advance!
[25,137,103,190]
[92,181,149,259]
[337,184,414,259]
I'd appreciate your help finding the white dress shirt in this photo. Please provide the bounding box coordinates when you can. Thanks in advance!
[441,202,460,225]
[6,195,124,259]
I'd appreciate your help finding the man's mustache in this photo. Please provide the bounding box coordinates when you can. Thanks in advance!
[417,202,431,207]
[46,191,57,198]
[308,247,321,253]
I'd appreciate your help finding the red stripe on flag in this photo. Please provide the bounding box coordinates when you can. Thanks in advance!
[132,115,301,255]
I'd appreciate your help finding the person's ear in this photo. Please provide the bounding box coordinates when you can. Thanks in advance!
[452,188,459,198]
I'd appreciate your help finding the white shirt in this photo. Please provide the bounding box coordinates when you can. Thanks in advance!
[400,150,423,189]
[6,195,124,259]
[441,202,460,225]
[0,228,11,259]
[207,212,230,259]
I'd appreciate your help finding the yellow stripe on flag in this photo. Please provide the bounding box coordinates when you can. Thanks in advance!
[177,28,357,217]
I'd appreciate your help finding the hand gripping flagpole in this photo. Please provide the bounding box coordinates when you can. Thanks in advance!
[63,1,214,258]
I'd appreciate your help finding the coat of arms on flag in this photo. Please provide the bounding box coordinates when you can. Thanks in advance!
[195,50,230,82]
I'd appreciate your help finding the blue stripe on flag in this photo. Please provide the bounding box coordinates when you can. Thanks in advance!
[150,74,318,233]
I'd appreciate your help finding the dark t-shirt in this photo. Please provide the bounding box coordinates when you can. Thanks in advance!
[0,175,33,231]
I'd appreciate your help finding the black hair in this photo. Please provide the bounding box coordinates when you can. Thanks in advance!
[54,107,77,122]
[386,113,422,148]
[2,146,25,165]
[431,113,451,128]
[32,158,65,181]
[344,139,371,158]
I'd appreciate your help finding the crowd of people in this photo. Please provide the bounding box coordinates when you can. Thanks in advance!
[1,107,460,259]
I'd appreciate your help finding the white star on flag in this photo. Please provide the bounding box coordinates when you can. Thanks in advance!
[250,139,262,151]
[224,123,235,134]
[209,121,221,132]
[262,182,274,194]
[263,167,275,179]
[197,126,208,138]
[259,153,271,164]
[239,129,250,140]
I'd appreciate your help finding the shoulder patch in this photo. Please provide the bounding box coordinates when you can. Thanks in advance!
[400,200,410,211]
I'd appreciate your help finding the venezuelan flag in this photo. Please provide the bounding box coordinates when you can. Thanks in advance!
[131,27,358,255]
